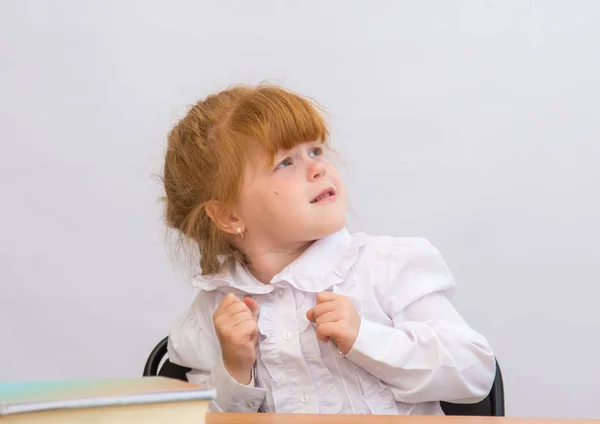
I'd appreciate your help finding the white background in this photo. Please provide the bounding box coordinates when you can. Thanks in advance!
[1,0,599,418]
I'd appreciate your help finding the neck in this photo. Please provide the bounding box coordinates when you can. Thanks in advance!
[244,240,314,284]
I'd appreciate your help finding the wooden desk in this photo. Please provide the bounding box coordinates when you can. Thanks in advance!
[207,414,600,424]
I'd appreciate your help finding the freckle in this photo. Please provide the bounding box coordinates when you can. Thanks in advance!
[273,191,279,195]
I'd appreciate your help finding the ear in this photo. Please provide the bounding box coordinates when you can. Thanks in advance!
[204,200,244,236]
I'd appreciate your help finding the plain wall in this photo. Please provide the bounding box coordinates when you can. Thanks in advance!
[1,0,599,418]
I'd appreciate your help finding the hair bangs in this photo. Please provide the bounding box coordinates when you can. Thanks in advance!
[229,86,330,164]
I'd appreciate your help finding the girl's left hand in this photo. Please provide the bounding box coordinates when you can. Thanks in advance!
[306,292,361,355]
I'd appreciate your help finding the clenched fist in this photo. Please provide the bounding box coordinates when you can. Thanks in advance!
[213,293,259,384]
[306,292,361,355]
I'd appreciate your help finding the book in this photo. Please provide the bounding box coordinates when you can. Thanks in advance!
[0,376,214,423]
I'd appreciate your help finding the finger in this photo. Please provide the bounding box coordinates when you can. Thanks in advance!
[214,302,248,327]
[315,310,340,326]
[215,293,241,313]
[243,297,259,321]
[224,309,254,327]
[223,301,250,316]
[306,308,315,323]
[316,291,339,304]
[316,322,336,342]
[311,301,337,320]
[317,334,330,342]
[233,320,259,338]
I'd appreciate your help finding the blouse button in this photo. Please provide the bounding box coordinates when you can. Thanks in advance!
[246,400,256,409]
[301,393,311,404]
[282,331,291,340]
[277,291,284,298]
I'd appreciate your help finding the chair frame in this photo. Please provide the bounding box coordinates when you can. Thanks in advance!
[143,336,170,377]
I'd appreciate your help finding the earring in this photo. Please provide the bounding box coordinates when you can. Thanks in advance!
[237,228,244,239]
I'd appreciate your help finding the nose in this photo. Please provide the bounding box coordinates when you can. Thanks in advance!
[308,159,327,181]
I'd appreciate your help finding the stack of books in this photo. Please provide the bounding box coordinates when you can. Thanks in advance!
[0,377,214,423]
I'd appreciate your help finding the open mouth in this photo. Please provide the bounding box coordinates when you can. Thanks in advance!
[310,188,336,204]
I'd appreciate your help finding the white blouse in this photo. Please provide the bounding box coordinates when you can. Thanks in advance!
[168,229,496,415]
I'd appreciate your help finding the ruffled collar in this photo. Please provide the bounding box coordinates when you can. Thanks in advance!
[192,228,365,295]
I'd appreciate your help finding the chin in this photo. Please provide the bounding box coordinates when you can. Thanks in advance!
[313,218,346,240]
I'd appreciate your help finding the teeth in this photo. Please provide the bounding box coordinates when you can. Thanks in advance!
[312,192,331,203]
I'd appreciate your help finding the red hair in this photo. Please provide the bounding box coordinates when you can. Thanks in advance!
[163,84,329,275]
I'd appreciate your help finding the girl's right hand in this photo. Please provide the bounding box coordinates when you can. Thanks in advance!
[213,293,259,385]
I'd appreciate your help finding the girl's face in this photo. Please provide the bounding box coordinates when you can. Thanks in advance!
[234,141,347,247]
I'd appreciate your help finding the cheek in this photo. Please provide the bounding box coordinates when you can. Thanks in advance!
[238,187,267,215]
[269,188,300,213]
[329,171,345,192]
[269,178,300,199]
[240,185,292,220]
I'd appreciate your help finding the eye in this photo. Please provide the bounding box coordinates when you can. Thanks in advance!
[309,147,323,158]
[275,157,293,169]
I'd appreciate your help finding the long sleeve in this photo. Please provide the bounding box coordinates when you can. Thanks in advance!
[345,238,496,404]
[167,291,267,412]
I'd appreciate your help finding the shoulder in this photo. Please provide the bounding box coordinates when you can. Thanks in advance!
[353,233,444,266]
[167,290,221,370]
[352,233,457,309]
[363,234,436,253]
[171,289,219,332]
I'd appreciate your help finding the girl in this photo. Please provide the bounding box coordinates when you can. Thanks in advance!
[163,85,495,415]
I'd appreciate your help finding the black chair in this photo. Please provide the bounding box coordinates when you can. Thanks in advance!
[144,336,504,416]
[440,358,505,416]
[143,336,191,381]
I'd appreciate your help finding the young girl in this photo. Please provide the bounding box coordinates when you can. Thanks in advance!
[163,84,495,415]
